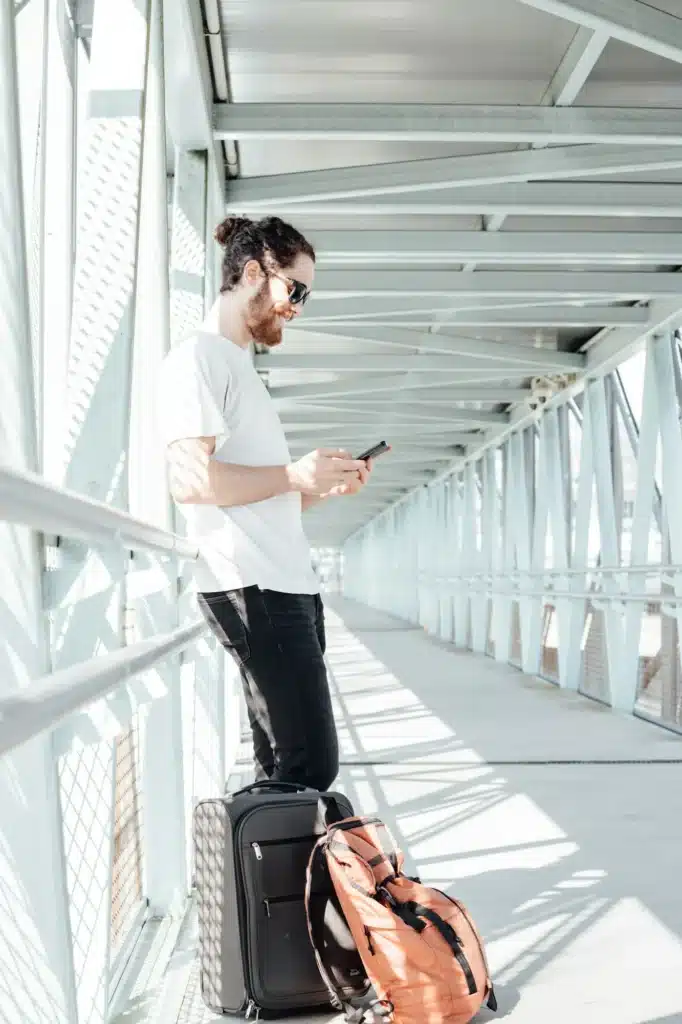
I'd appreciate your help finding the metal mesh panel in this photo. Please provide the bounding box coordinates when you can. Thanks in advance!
[540,603,559,683]
[110,717,144,958]
[579,603,610,703]
[635,604,682,730]
[510,602,522,668]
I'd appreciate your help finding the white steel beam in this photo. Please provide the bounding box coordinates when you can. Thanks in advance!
[128,0,187,919]
[281,402,508,422]
[163,0,222,210]
[227,145,682,205]
[42,0,76,482]
[216,102,682,145]
[259,353,544,372]
[0,0,76,1019]
[310,230,682,266]
[287,325,585,370]
[302,299,649,326]
[514,0,682,65]
[170,150,208,343]
[398,281,682,515]
[310,270,681,298]
[249,182,682,217]
[475,26,608,245]
[269,376,531,400]
[285,420,493,435]
[282,407,507,426]
[56,2,150,1021]
[544,25,609,106]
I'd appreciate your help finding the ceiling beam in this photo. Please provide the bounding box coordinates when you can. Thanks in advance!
[278,400,512,418]
[386,283,682,508]
[513,0,682,65]
[284,420,500,435]
[163,0,223,208]
[470,27,608,260]
[226,145,682,205]
[309,230,682,266]
[269,376,531,401]
[238,182,682,217]
[260,353,546,372]
[282,407,508,426]
[287,431,480,445]
[310,270,680,299]
[543,25,609,106]
[286,325,584,370]
[301,299,648,327]
[288,440,469,453]
[215,102,682,145]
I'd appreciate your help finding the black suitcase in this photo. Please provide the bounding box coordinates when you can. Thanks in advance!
[193,780,369,1018]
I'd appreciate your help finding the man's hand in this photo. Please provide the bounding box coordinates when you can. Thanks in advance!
[287,448,367,496]
[325,458,372,497]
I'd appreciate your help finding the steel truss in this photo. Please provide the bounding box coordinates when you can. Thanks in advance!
[344,333,682,728]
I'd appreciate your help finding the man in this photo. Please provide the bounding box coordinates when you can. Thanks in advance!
[156,214,371,792]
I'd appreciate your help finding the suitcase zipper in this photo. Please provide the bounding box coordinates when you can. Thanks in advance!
[245,999,261,1020]
[262,894,306,917]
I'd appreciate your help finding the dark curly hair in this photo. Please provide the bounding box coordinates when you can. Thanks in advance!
[214,215,315,294]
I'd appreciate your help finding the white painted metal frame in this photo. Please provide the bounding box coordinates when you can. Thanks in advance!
[2,0,234,1020]
[344,332,682,726]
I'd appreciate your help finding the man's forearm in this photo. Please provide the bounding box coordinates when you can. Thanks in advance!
[176,459,295,507]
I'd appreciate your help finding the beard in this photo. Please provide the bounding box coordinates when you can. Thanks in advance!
[245,281,292,348]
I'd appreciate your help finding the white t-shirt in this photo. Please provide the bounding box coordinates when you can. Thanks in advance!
[156,329,319,595]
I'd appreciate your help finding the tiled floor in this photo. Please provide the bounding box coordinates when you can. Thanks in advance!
[115,597,682,1024]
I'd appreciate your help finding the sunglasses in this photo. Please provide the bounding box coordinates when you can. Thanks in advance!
[271,271,311,307]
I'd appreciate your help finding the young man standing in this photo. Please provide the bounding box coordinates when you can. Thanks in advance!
[156,215,371,792]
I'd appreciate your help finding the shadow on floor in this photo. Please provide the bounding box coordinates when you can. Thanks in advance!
[324,598,682,1023]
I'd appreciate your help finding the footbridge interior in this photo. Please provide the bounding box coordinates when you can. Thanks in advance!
[3,1,682,1022]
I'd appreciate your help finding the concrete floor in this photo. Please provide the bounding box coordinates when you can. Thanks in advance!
[117,596,682,1024]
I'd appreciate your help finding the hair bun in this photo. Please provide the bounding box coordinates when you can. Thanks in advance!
[214,215,252,248]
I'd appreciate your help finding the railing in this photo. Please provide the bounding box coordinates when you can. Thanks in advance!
[0,460,230,1024]
[415,565,682,730]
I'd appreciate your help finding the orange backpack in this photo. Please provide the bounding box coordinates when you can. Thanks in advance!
[305,815,497,1024]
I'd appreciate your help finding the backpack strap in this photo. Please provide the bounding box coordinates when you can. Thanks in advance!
[391,899,497,1010]
[305,837,389,1024]
[305,837,358,1018]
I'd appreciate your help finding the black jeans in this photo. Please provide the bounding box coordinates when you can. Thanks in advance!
[197,585,339,792]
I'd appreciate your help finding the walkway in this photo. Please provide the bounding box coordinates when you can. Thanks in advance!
[115,597,682,1024]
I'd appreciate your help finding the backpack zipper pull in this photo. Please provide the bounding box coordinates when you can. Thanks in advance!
[252,842,262,860]
[245,1000,255,1019]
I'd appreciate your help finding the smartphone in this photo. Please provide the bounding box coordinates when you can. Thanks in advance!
[356,441,391,462]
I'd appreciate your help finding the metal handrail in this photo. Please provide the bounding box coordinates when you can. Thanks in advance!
[0,462,198,559]
[0,620,207,757]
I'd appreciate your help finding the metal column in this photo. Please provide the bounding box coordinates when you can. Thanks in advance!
[0,1,76,1020]
[53,0,151,1019]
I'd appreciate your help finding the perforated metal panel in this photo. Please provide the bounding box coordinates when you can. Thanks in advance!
[579,604,610,704]
[540,603,559,683]
[635,604,682,730]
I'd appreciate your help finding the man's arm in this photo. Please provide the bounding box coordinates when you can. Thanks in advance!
[166,437,365,507]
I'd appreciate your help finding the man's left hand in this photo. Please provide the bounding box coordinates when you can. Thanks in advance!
[327,458,372,497]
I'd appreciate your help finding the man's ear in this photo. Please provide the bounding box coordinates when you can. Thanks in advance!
[243,259,263,287]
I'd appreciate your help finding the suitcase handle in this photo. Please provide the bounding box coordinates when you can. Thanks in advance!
[235,780,314,796]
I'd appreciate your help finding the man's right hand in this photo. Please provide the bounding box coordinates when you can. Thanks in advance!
[287,448,366,496]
